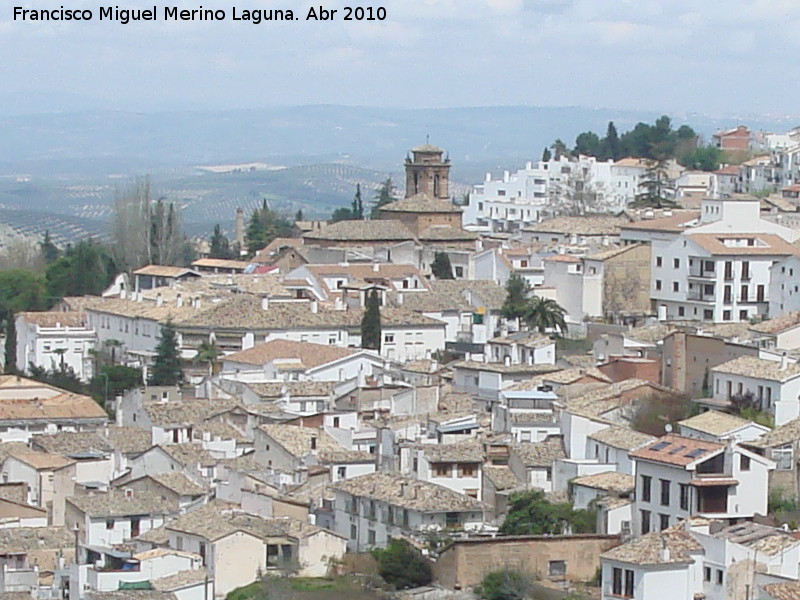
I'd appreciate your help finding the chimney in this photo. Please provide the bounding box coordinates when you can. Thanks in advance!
[781,351,789,371]
[176,293,183,308]
[660,537,670,562]
[261,297,270,311]
[310,300,318,314]
[235,207,245,250]
[372,263,379,272]
[156,293,163,307]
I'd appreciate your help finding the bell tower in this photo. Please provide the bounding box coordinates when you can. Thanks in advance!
[404,142,451,200]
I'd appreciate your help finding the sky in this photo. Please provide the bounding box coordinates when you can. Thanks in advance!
[1,0,799,115]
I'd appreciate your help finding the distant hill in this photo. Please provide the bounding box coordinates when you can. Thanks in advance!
[0,104,796,244]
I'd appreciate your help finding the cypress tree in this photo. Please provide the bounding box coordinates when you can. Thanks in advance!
[4,317,16,374]
[149,322,183,386]
[431,252,455,279]
[361,289,382,351]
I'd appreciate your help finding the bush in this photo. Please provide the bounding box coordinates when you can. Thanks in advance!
[500,489,596,536]
[371,539,432,589]
[474,569,534,600]
[631,392,693,436]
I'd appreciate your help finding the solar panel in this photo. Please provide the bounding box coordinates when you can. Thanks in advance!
[651,441,671,451]
[686,449,707,458]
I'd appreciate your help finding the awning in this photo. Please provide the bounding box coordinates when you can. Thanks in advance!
[688,478,738,487]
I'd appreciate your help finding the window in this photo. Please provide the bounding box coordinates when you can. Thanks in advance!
[106,519,115,530]
[740,455,751,471]
[673,258,680,269]
[367,530,376,545]
[678,306,685,317]
[739,310,748,320]
[659,514,669,531]
[612,567,634,598]
[704,309,714,320]
[742,261,750,280]
[641,475,652,502]
[723,310,732,321]
[433,464,450,477]
[337,466,346,479]
[656,256,663,267]
[679,484,689,510]
[724,261,733,280]
[655,280,662,291]
[350,524,357,540]
[704,567,711,582]
[548,560,566,578]
[459,464,476,477]
[773,447,793,470]
[384,333,395,344]
[640,509,651,534]
[660,479,670,506]
[672,281,679,292]
[716,570,723,585]
[724,285,732,303]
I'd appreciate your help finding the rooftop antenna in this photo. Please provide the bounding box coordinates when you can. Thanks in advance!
[426,134,430,145]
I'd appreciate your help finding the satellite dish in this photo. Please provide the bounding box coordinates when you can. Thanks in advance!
[665,424,673,434]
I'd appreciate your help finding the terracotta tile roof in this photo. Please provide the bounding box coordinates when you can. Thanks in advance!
[587,426,654,450]
[77,296,210,323]
[144,398,240,427]
[31,431,112,457]
[0,482,28,504]
[0,375,106,422]
[506,368,611,390]
[259,424,344,458]
[132,265,199,278]
[16,311,86,327]
[711,355,800,382]
[0,526,74,553]
[558,379,659,419]
[629,434,723,467]
[303,220,414,242]
[526,216,630,236]
[678,410,753,436]
[151,570,207,592]
[601,525,702,565]
[511,436,565,467]
[148,473,208,497]
[190,258,250,270]
[419,225,477,241]
[453,360,561,376]
[750,311,800,335]
[6,449,74,470]
[747,417,800,449]
[379,195,461,214]
[332,472,483,513]
[544,254,581,263]
[68,491,173,517]
[625,324,673,344]
[571,471,634,494]
[714,521,799,556]
[763,581,800,600]
[687,233,800,257]
[244,381,337,399]
[102,427,153,456]
[621,211,700,233]
[483,466,522,491]
[489,331,553,349]
[416,439,484,463]
[158,443,217,468]
[430,280,507,311]
[584,244,640,261]
[223,339,358,368]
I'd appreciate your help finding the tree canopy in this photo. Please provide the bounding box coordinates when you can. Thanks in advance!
[209,224,234,259]
[45,240,118,301]
[361,289,382,351]
[524,296,567,334]
[501,274,531,321]
[372,539,432,589]
[245,200,295,255]
[500,489,595,536]
[371,177,396,218]
[431,252,455,279]
[475,569,534,600]
[149,322,183,386]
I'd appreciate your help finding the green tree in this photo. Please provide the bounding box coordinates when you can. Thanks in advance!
[209,224,233,259]
[245,200,294,254]
[633,156,677,209]
[680,146,723,171]
[475,569,534,600]
[330,207,355,222]
[500,489,568,535]
[604,121,621,160]
[372,177,396,217]
[90,365,143,406]
[149,322,183,386]
[551,139,569,160]
[4,318,16,374]
[27,363,87,395]
[0,270,48,316]
[193,340,222,376]
[40,231,60,265]
[294,209,304,222]
[574,131,601,157]
[361,289,382,351]
[541,147,552,162]
[372,539,432,589]
[431,252,455,279]
[352,184,364,220]
[501,274,531,321]
[45,240,118,301]
[523,296,567,334]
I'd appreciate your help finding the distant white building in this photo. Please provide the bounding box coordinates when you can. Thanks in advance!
[15,312,96,381]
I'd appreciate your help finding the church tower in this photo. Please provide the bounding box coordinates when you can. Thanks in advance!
[404,142,451,200]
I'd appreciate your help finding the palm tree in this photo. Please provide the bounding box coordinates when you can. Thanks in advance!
[523,296,567,334]
[194,340,222,376]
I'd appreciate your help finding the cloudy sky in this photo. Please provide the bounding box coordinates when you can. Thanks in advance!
[1,0,798,115]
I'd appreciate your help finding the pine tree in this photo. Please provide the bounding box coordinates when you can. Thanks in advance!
[351,184,364,220]
[295,209,304,222]
[4,317,16,374]
[209,225,233,259]
[149,322,183,386]
[40,231,60,265]
[371,177,396,218]
[431,252,455,279]
[501,274,531,321]
[361,289,382,351]
[246,207,268,254]
[605,121,621,161]
[541,147,552,162]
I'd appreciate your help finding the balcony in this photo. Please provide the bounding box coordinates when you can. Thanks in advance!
[688,291,716,303]
[689,265,716,279]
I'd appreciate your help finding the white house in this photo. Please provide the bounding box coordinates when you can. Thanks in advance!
[769,256,800,318]
[399,439,484,500]
[677,410,771,443]
[331,472,485,551]
[15,312,96,381]
[629,434,773,537]
[749,311,800,351]
[710,355,800,426]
